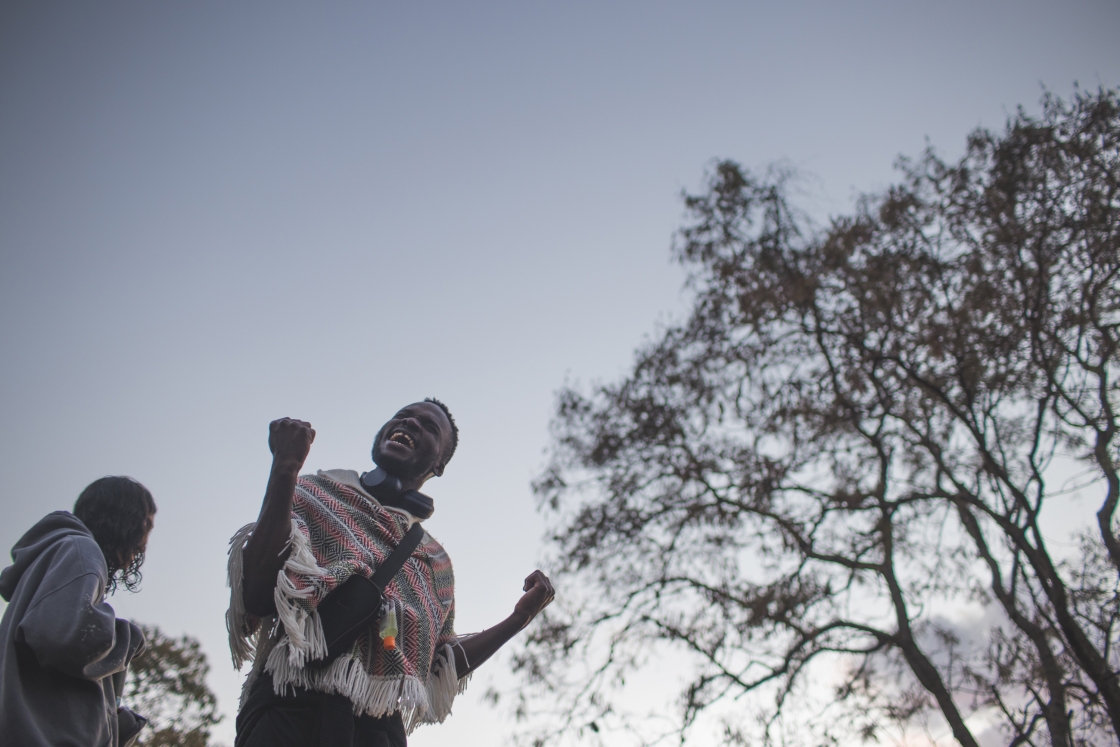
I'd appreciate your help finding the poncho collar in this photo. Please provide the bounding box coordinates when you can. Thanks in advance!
[316,469,427,526]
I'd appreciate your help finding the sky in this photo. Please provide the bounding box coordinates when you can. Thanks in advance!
[1,2,1118,745]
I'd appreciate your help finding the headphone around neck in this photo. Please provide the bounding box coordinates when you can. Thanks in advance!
[359,467,435,520]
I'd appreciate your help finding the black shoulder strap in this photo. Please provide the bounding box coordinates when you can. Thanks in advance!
[316,521,428,663]
[370,522,425,592]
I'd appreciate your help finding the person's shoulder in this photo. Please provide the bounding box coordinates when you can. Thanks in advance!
[315,469,361,489]
[419,527,451,560]
[16,529,107,601]
[312,469,390,511]
[50,532,106,575]
[16,512,101,566]
[299,469,369,502]
[1,511,106,601]
[291,469,353,497]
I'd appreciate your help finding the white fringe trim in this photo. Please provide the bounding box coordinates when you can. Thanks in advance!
[227,519,330,671]
[230,516,470,730]
[414,643,471,730]
[264,642,470,734]
[272,518,328,667]
[226,522,260,670]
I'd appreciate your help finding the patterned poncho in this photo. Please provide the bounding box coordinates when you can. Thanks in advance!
[226,469,468,732]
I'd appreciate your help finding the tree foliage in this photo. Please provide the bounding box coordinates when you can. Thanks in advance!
[517,89,1120,747]
[126,624,222,747]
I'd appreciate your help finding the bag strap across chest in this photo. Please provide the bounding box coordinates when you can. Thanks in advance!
[317,521,426,663]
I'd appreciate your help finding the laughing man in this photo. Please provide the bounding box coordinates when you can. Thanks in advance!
[227,399,554,747]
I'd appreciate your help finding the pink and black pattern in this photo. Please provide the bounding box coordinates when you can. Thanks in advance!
[285,472,456,681]
[228,469,465,730]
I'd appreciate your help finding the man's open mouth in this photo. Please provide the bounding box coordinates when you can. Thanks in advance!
[387,430,417,450]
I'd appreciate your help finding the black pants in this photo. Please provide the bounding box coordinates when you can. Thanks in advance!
[237,674,406,747]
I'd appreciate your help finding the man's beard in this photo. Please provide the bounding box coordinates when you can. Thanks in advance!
[371,423,431,480]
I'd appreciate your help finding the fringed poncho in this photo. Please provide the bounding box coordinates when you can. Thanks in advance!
[226,469,468,733]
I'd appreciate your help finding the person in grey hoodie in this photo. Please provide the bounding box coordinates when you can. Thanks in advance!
[0,476,157,747]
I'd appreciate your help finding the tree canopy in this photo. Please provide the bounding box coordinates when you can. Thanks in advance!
[126,624,222,747]
[516,89,1120,747]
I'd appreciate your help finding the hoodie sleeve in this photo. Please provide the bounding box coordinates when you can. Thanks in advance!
[15,539,146,681]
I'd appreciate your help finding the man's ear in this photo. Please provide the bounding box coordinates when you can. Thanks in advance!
[432,463,445,478]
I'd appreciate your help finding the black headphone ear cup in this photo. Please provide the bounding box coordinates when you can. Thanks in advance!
[399,490,435,520]
[361,467,403,500]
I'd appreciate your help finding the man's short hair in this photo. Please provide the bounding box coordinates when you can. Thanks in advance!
[74,476,156,594]
[424,397,459,466]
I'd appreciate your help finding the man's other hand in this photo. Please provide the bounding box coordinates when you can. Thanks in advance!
[513,570,555,629]
[452,570,556,677]
[269,418,315,471]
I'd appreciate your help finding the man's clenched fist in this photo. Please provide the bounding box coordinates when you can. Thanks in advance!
[269,417,315,471]
[513,570,555,630]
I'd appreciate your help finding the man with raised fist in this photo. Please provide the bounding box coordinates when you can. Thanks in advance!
[227,398,554,747]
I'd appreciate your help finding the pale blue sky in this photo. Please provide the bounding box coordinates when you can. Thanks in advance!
[2,2,1118,744]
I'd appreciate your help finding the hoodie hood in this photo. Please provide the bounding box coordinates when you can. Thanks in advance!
[0,511,93,602]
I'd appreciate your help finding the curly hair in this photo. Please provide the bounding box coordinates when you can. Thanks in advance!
[73,476,156,594]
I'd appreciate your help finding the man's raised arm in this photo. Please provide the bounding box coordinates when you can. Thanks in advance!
[241,417,315,618]
[452,569,554,678]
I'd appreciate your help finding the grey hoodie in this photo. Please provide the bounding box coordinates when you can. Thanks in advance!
[0,511,146,747]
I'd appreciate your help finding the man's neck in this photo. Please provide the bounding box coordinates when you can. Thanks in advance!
[399,474,430,492]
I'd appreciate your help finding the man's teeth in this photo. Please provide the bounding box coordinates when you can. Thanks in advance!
[390,431,415,448]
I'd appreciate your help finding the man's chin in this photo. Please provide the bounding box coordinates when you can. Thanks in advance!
[372,447,428,480]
